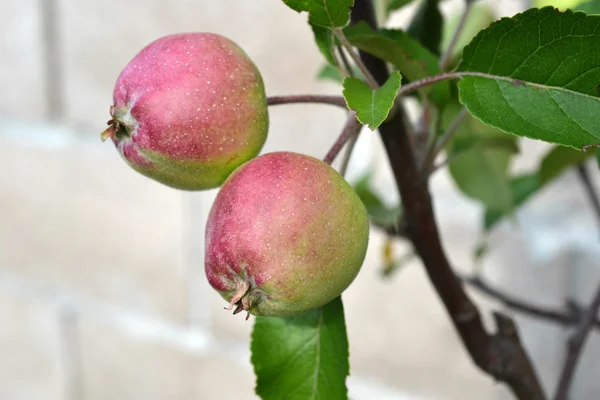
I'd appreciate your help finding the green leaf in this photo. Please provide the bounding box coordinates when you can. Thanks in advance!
[444,103,517,212]
[483,145,595,230]
[407,0,443,55]
[251,297,349,400]
[282,0,354,28]
[484,174,540,230]
[344,22,449,106]
[343,71,401,130]
[576,0,600,14]
[539,145,591,184]
[316,63,363,84]
[317,64,343,83]
[450,135,520,155]
[458,7,600,149]
[386,0,414,13]
[353,173,402,226]
[312,25,337,66]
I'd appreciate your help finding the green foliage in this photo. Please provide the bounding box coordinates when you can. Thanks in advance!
[343,71,402,129]
[317,64,344,83]
[312,26,337,66]
[282,0,355,27]
[576,0,600,13]
[458,7,600,149]
[443,103,518,212]
[251,297,349,400]
[386,0,414,13]
[483,146,595,230]
[353,172,403,226]
[539,145,592,183]
[407,0,443,55]
[317,63,363,83]
[344,22,450,105]
[483,174,540,230]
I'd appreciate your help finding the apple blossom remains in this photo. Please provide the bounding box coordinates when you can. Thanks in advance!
[102,1,600,399]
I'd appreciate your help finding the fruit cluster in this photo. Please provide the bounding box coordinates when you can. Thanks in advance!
[103,33,369,318]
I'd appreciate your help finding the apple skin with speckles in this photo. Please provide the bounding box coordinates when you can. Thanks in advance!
[102,33,268,190]
[205,152,370,318]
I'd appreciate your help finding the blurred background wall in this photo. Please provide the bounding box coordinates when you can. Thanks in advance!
[1,0,599,399]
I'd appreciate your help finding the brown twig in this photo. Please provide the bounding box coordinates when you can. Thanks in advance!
[339,128,360,176]
[439,0,473,71]
[554,283,600,400]
[351,1,545,399]
[336,44,355,78]
[461,275,600,330]
[323,112,362,165]
[267,95,347,108]
[333,28,379,89]
[421,107,468,176]
[576,162,600,232]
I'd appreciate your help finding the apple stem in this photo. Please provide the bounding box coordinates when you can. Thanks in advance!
[224,280,250,311]
[232,302,244,315]
[100,123,117,142]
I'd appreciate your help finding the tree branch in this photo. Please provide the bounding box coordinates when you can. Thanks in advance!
[439,0,473,71]
[323,112,362,165]
[333,28,379,89]
[461,275,600,330]
[267,95,347,108]
[422,107,468,176]
[336,44,355,78]
[351,1,545,399]
[339,127,360,176]
[576,162,600,233]
[554,283,600,400]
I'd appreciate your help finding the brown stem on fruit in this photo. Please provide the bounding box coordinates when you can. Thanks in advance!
[100,124,117,142]
[351,1,545,399]
[101,105,119,142]
[233,302,244,315]
[225,280,250,311]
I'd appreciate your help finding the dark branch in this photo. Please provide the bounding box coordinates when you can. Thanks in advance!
[576,162,600,233]
[351,1,545,399]
[439,0,473,71]
[323,113,362,165]
[267,95,347,108]
[461,275,600,330]
[554,283,600,400]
